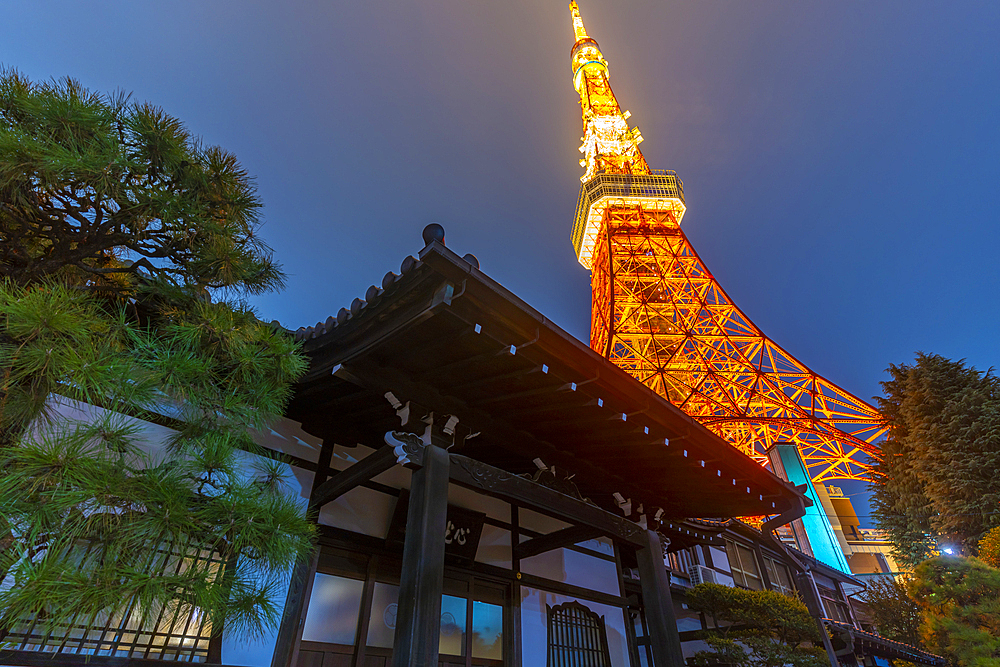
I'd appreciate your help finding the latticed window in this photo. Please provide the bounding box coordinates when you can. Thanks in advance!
[546,601,611,667]
[817,585,852,624]
[763,556,795,596]
[1,538,224,662]
[724,539,763,590]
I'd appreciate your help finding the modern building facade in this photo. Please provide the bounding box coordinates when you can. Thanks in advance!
[823,487,902,578]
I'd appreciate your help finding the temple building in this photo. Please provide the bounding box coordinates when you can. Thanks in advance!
[273,227,808,667]
[0,229,943,667]
[266,229,941,667]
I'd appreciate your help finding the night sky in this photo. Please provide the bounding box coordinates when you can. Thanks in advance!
[7,1,1000,524]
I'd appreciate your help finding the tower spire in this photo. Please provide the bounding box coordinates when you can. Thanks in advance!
[569,1,649,183]
[569,0,589,41]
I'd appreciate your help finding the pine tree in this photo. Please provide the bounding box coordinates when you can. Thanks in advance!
[686,583,826,667]
[0,68,282,294]
[908,557,1000,665]
[871,353,1000,566]
[0,69,314,656]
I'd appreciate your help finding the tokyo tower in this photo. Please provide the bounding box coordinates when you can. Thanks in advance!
[567,2,883,483]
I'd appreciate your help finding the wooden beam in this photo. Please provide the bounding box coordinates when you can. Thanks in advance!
[465,379,565,408]
[404,341,511,385]
[513,525,602,561]
[450,363,549,392]
[310,446,398,509]
[386,432,645,548]
[447,452,646,547]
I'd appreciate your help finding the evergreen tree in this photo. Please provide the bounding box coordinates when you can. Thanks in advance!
[0,68,282,294]
[0,69,313,655]
[908,557,1000,665]
[978,527,1000,570]
[856,575,922,648]
[686,583,826,667]
[871,353,1000,566]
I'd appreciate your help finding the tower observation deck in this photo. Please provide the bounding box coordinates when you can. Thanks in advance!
[567,2,883,482]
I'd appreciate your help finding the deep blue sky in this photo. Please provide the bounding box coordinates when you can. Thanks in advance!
[7,1,1000,523]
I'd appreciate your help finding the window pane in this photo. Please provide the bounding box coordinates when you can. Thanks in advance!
[725,541,746,587]
[764,557,778,584]
[439,595,467,657]
[775,564,793,593]
[472,601,503,659]
[301,573,365,644]
[631,613,645,640]
[735,545,761,589]
[736,545,758,577]
[366,582,400,649]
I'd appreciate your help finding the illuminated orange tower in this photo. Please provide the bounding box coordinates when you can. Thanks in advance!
[568,2,883,482]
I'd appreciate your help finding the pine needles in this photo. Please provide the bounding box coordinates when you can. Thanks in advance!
[0,69,314,654]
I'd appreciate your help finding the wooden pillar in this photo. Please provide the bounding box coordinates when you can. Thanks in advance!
[636,530,684,667]
[271,443,333,667]
[271,549,320,667]
[391,444,450,667]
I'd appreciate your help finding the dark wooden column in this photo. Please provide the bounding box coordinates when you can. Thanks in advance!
[391,444,451,667]
[271,549,321,667]
[271,442,333,667]
[636,530,684,667]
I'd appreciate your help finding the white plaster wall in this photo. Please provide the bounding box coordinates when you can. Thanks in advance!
[330,443,376,472]
[519,545,621,597]
[519,508,571,534]
[39,395,177,461]
[253,418,323,464]
[373,460,413,490]
[318,485,398,539]
[448,483,510,523]
[579,537,615,557]
[476,525,512,569]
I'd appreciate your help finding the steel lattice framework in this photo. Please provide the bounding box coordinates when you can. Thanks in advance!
[567,2,884,482]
